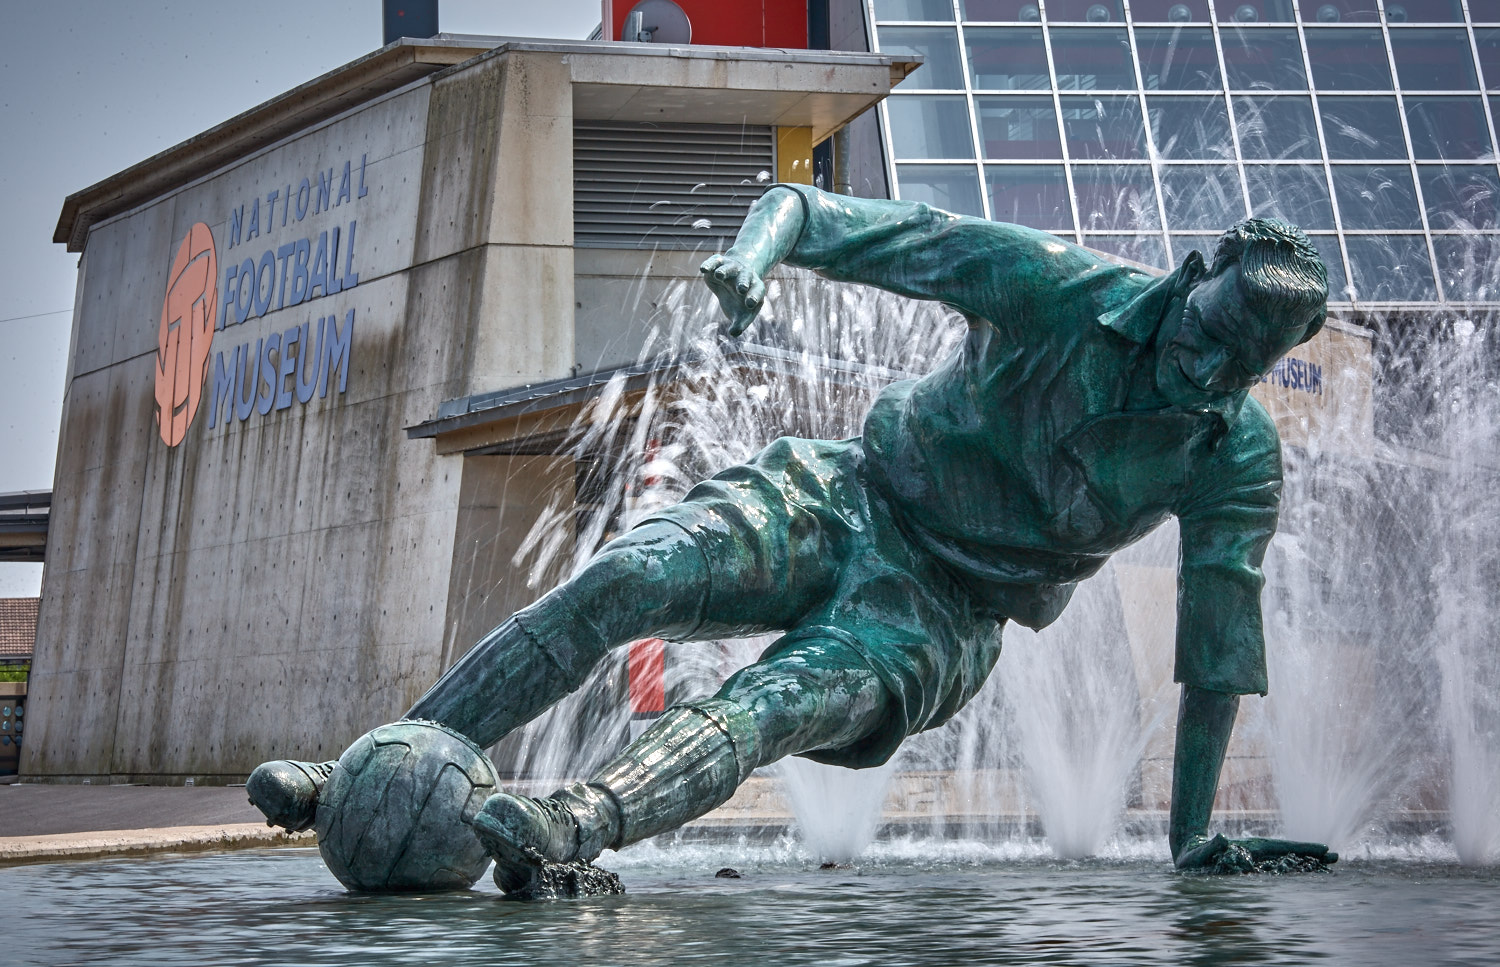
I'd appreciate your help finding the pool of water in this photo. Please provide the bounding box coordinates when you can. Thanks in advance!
[5,844,1498,966]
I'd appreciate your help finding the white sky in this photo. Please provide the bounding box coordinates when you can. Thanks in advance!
[0,0,602,595]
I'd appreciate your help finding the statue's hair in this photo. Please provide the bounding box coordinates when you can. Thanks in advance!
[1209,218,1329,345]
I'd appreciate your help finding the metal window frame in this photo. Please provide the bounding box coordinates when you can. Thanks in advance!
[869,0,1500,304]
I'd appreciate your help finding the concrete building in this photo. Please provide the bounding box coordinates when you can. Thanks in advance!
[30,28,909,782]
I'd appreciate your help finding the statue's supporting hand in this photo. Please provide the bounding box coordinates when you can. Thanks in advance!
[1175,833,1338,872]
[700,252,767,336]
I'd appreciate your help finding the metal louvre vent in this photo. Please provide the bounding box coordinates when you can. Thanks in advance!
[574,121,776,250]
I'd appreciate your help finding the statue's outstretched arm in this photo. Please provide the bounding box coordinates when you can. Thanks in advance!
[702,184,1057,336]
[700,186,807,336]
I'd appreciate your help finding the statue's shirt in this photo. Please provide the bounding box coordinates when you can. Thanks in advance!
[780,187,1281,695]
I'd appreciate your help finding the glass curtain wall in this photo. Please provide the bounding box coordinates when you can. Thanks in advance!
[869,0,1500,306]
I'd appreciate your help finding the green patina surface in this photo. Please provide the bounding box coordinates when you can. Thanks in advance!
[254,185,1338,893]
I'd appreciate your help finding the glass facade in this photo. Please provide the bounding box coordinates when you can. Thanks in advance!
[870,0,1500,304]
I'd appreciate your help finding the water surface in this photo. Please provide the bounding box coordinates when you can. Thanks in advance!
[5,845,1498,966]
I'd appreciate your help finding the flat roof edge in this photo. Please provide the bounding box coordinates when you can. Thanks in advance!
[54,36,912,255]
[407,342,919,442]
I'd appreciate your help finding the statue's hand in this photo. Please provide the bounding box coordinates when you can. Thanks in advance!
[1175,833,1338,872]
[700,252,766,337]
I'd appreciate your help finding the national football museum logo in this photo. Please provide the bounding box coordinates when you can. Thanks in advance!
[154,223,218,447]
[149,153,370,447]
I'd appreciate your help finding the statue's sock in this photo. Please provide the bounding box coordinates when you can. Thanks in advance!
[404,596,609,746]
[474,700,758,897]
[584,699,761,853]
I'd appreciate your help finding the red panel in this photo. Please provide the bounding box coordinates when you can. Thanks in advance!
[610,0,808,49]
[627,638,667,714]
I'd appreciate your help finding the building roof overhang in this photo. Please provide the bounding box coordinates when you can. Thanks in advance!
[0,491,50,564]
[54,36,917,254]
[406,342,917,457]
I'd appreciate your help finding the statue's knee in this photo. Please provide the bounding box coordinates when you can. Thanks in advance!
[566,523,709,634]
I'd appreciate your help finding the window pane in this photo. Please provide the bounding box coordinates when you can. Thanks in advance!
[876,0,956,19]
[1046,0,1125,21]
[1383,0,1463,22]
[1083,234,1169,266]
[1221,28,1307,90]
[1479,30,1500,90]
[986,164,1075,228]
[1331,164,1423,228]
[1159,165,1247,229]
[1131,0,1213,21]
[966,27,1050,89]
[1389,29,1479,90]
[1171,233,1221,265]
[1404,97,1492,160]
[1297,0,1380,22]
[960,0,1042,19]
[882,27,966,89]
[1245,164,1337,228]
[1305,30,1393,89]
[1073,165,1161,229]
[977,96,1063,158]
[1060,94,1149,158]
[888,95,976,158]
[1418,164,1500,228]
[1234,96,1321,159]
[1050,28,1137,90]
[897,164,986,215]
[1148,95,1234,159]
[1345,235,1436,300]
[1308,234,1349,298]
[1318,96,1408,159]
[1472,0,1500,19]
[1431,236,1499,300]
[1135,28,1222,91]
[1217,0,1298,23]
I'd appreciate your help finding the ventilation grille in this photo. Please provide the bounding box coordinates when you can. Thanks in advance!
[574,121,776,250]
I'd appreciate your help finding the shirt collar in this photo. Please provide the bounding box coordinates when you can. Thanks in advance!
[1096,250,1247,428]
[1098,250,1205,344]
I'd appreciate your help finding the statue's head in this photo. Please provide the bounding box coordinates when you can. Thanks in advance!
[1155,218,1329,409]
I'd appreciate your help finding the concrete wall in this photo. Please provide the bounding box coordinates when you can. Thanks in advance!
[27,41,905,781]
[26,49,579,781]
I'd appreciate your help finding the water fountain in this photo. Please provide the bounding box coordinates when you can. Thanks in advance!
[9,187,1500,967]
[476,213,1499,871]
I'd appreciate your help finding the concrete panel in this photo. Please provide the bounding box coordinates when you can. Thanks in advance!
[390,248,490,410]
[466,244,576,396]
[441,453,576,671]
[574,248,707,373]
[20,562,136,777]
[71,198,178,377]
[413,55,507,264]
[487,52,573,249]
[106,498,461,777]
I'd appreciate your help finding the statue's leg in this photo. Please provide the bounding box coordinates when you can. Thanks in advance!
[249,520,722,830]
[405,521,717,746]
[472,638,895,894]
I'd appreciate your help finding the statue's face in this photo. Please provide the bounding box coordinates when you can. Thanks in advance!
[1155,264,1309,409]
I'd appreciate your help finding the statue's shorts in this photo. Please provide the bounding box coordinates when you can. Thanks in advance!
[640,436,1005,768]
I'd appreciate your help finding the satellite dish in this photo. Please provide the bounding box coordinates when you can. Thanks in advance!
[623,0,691,44]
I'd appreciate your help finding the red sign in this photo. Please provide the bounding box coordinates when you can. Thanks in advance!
[155,223,218,446]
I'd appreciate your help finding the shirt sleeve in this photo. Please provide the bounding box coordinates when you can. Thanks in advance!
[772,184,1107,325]
[1171,398,1284,696]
